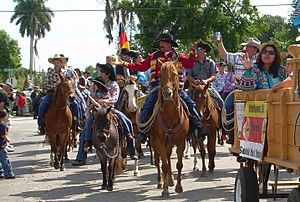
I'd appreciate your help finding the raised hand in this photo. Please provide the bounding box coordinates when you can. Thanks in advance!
[240,53,253,69]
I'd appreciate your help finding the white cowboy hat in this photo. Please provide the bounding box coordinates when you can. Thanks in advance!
[241,37,262,50]
[48,54,67,65]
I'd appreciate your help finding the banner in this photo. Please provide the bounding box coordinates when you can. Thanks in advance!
[239,101,267,161]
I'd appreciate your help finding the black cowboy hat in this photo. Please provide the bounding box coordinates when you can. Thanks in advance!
[155,33,178,47]
[196,39,211,53]
[127,50,141,58]
[120,48,130,55]
[96,63,116,81]
[92,77,108,92]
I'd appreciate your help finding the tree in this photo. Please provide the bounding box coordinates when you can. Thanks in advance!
[103,0,263,59]
[0,30,22,81]
[10,0,54,70]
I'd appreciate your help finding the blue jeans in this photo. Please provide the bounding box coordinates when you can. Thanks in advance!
[209,87,224,109]
[140,81,202,127]
[0,149,14,177]
[225,92,234,140]
[37,94,53,128]
[75,116,93,162]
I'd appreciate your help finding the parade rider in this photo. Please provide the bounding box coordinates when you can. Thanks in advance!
[116,33,205,143]
[38,54,67,135]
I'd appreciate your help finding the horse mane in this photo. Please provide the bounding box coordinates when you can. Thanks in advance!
[160,62,179,89]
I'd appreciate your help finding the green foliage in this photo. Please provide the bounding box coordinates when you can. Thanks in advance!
[103,0,263,59]
[0,30,22,81]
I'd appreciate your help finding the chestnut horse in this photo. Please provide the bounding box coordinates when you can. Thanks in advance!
[92,106,126,191]
[151,62,189,198]
[191,82,219,175]
[45,75,75,171]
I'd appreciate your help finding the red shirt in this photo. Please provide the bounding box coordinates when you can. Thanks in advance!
[17,95,26,107]
[127,50,195,84]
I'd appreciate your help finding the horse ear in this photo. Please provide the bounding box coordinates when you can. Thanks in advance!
[204,81,210,90]
[107,105,112,114]
[59,73,65,81]
[172,59,179,67]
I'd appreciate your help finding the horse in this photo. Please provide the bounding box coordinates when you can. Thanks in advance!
[191,82,219,175]
[45,75,75,171]
[117,76,153,163]
[151,61,189,198]
[92,105,126,191]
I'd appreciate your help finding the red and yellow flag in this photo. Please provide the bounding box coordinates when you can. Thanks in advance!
[119,22,130,51]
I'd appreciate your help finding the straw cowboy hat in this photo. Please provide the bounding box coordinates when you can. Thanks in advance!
[241,37,262,50]
[48,54,67,65]
[155,33,178,47]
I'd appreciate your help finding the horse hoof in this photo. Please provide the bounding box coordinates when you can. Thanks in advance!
[209,168,214,173]
[193,167,199,171]
[106,186,113,191]
[200,171,207,177]
[175,185,183,193]
[60,167,64,171]
[157,184,163,189]
[101,185,107,190]
[161,191,169,198]
[168,180,174,187]
[54,164,59,169]
[49,162,54,167]
[134,171,139,176]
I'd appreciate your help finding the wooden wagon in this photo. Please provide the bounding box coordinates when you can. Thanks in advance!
[229,44,300,201]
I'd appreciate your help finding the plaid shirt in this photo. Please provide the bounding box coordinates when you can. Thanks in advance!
[43,67,65,92]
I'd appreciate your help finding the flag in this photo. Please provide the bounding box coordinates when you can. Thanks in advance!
[119,22,130,52]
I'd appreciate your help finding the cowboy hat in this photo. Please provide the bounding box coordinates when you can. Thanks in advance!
[96,63,116,81]
[92,77,108,91]
[155,33,178,47]
[241,37,262,50]
[196,39,211,53]
[127,50,142,58]
[120,48,130,55]
[48,54,67,65]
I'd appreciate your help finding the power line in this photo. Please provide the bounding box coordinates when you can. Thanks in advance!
[0,4,295,13]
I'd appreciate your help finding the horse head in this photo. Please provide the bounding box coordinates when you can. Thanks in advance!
[159,61,179,101]
[123,76,139,112]
[57,74,75,97]
[192,81,211,117]
[93,105,114,142]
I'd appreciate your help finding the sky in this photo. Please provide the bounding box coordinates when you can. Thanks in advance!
[0,0,295,72]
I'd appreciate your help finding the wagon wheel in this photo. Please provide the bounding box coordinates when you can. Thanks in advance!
[288,188,300,202]
[234,167,259,202]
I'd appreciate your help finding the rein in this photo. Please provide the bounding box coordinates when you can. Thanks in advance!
[98,115,120,159]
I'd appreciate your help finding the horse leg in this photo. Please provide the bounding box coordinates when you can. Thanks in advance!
[191,136,198,171]
[199,139,207,177]
[107,158,115,191]
[184,138,191,159]
[166,146,174,187]
[100,155,108,190]
[133,158,139,176]
[175,143,184,194]
[135,140,144,159]
[50,151,54,167]
[149,140,154,165]
[160,150,169,198]
[154,150,162,189]
[207,129,217,173]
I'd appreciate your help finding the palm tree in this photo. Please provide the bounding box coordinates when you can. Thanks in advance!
[10,0,54,70]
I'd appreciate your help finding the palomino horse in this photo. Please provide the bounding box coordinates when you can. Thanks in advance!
[191,82,219,175]
[45,75,75,171]
[92,106,126,191]
[151,62,189,198]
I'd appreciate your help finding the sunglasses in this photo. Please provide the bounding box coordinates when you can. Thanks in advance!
[197,47,204,51]
[262,50,275,56]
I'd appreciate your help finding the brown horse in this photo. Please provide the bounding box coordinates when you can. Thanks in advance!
[45,75,75,171]
[151,62,189,198]
[92,106,126,191]
[191,82,219,175]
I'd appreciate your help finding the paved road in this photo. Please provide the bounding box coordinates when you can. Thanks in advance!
[0,117,292,201]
